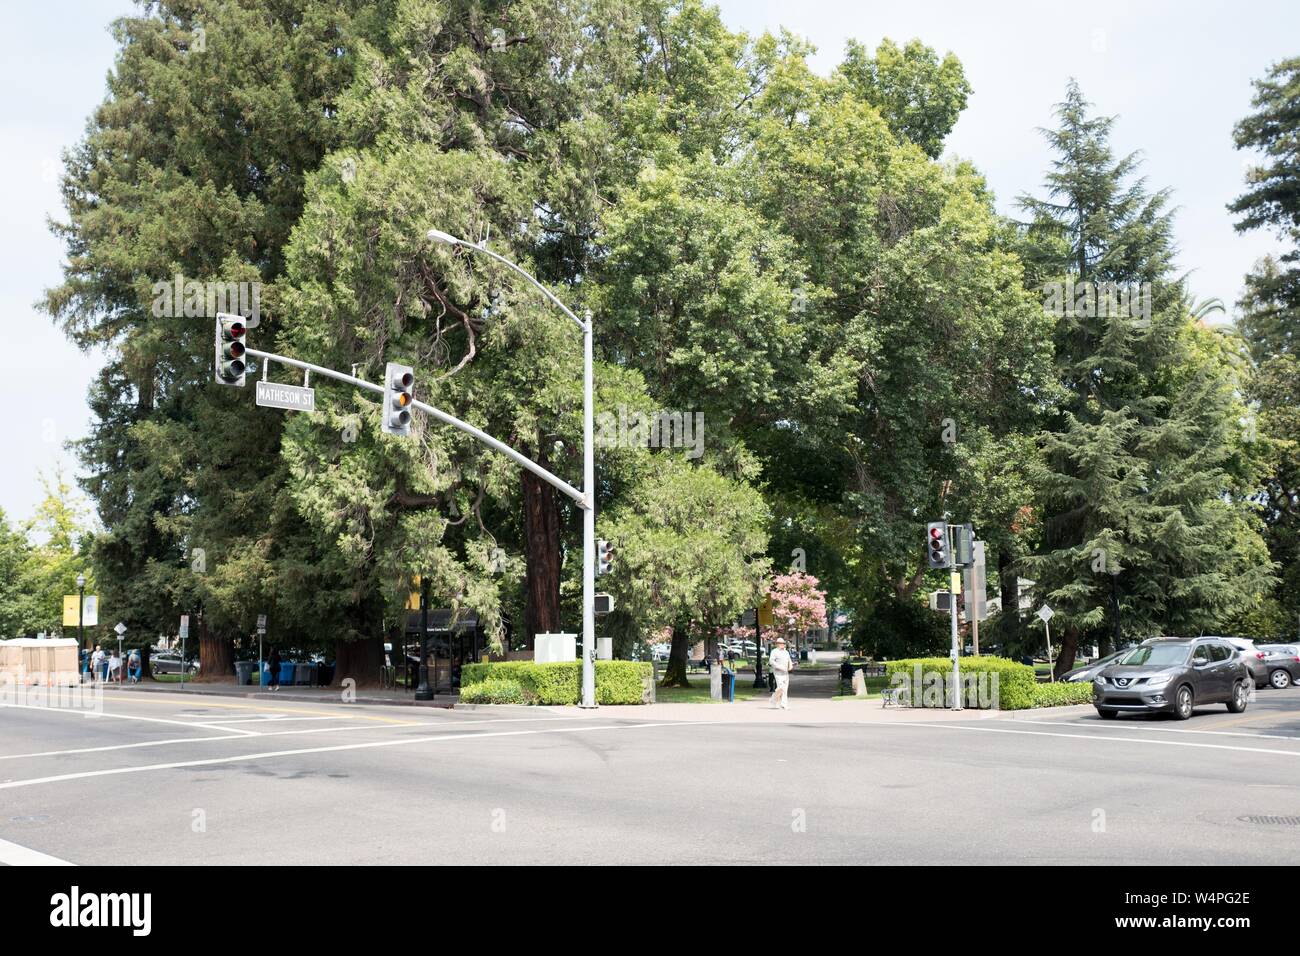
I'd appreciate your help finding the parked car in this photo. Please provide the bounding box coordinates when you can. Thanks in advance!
[1258,644,1300,689]
[1061,649,1128,683]
[1216,637,1270,689]
[150,651,199,676]
[1093,636,1250,720]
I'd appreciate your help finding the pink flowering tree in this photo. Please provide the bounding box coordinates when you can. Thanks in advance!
[769,572,828,648]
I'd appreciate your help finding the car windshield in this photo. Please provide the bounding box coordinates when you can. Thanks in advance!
[1118,644,1190,667]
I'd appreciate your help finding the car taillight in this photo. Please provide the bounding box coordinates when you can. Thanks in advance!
[1256,652,1265,659]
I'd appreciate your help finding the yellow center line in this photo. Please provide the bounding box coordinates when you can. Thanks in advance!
[96,691,420,725]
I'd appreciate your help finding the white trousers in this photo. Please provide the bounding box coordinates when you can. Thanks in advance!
[771,672,790,707]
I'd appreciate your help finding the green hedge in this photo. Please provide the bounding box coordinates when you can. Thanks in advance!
[459,677,530,705]
[1030,681,1095,708]
[460,661,652,705]
[883,656,1038,709]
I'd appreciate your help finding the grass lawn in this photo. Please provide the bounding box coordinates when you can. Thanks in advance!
[656,679,760,703]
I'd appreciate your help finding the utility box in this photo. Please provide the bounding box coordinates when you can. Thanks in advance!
[534,633,577,664]
[596,637,613,660]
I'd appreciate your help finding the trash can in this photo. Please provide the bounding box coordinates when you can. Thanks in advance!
[235,661,256,686]
[294,663,312,686]
[721,670,734,701]
[279,661,296,685]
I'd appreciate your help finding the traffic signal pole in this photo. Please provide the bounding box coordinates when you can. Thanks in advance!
[235,231,600,710]
[242,347,585,507]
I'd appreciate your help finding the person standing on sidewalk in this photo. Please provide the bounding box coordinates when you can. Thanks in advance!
[769,637,793,710]
[267,646,282,692]
[91,645,105,683]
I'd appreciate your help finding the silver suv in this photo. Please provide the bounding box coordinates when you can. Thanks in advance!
[1094,637,1250,720]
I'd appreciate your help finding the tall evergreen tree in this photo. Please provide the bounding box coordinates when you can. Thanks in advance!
[1231,55,1300,638]
[1021,82,1274,672]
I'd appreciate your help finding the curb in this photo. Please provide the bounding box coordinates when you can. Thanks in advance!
[101,682,458,709]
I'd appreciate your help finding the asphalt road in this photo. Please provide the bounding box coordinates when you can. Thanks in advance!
[2,685,1299,865]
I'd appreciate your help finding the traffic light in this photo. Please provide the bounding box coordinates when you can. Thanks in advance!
[382,362,415,436]
[953,523,975,567]
[215,313,246,386]
[926,521,951,569]
[596,538,613,576]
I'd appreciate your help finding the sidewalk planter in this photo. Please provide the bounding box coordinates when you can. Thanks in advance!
[460,660,653,705]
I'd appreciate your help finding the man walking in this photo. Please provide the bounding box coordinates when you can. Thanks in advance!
[769,637,793,710]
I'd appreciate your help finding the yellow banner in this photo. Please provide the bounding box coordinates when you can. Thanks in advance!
[757,596,774,629]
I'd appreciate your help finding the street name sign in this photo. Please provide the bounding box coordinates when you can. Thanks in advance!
[255,380,316,412]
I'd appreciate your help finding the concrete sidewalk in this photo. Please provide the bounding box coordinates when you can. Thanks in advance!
[455,696,1095,724]
[96,676,1096,724]
[96,678,458,708]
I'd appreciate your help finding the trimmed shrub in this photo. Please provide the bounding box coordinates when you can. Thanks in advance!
[882,656,1038,709]
[460,660,652,705]
[459,677,529,705]
[1030,681,1095,708]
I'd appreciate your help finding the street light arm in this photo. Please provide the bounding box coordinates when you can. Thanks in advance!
[428,231,589,333]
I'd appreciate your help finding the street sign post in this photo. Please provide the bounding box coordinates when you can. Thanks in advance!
[1037,604,1055,682]
[114,622,126,686]
[255,380,316,412]
[179,615,190,689]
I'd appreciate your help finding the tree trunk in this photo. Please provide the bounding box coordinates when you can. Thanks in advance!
[998,550,1020,650]
[660,624,690,688]
[140,644,154,681]
[197,615,234,681]
[1054,625,1079,678]
[521,465,561,647]
[334,634,386,688]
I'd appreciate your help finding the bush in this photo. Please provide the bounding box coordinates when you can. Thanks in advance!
[1030,681,1095,708]
[882,656,1038,709]
[459,677,529,705]
[460,660,653,705]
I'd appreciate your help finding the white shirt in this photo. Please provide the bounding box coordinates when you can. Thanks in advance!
[769,648,792,674]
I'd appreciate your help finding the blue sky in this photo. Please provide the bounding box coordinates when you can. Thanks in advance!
[1,1,1295,524]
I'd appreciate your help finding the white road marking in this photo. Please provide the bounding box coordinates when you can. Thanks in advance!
[177,715,348,724]
[0,837,74,866]
[0,721,716,791]
[904,721,1300,757]
[0,702,261,736]
[0,710,654,764]
[999,717,1300,743]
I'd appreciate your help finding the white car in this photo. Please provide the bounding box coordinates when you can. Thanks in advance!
[1218,637,1270,689]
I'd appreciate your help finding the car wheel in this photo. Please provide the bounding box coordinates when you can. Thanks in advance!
[1174,685,1194,720]
[1269,669,1292,690]
[1227,679,1250,713]
[1096,708,1118,720]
